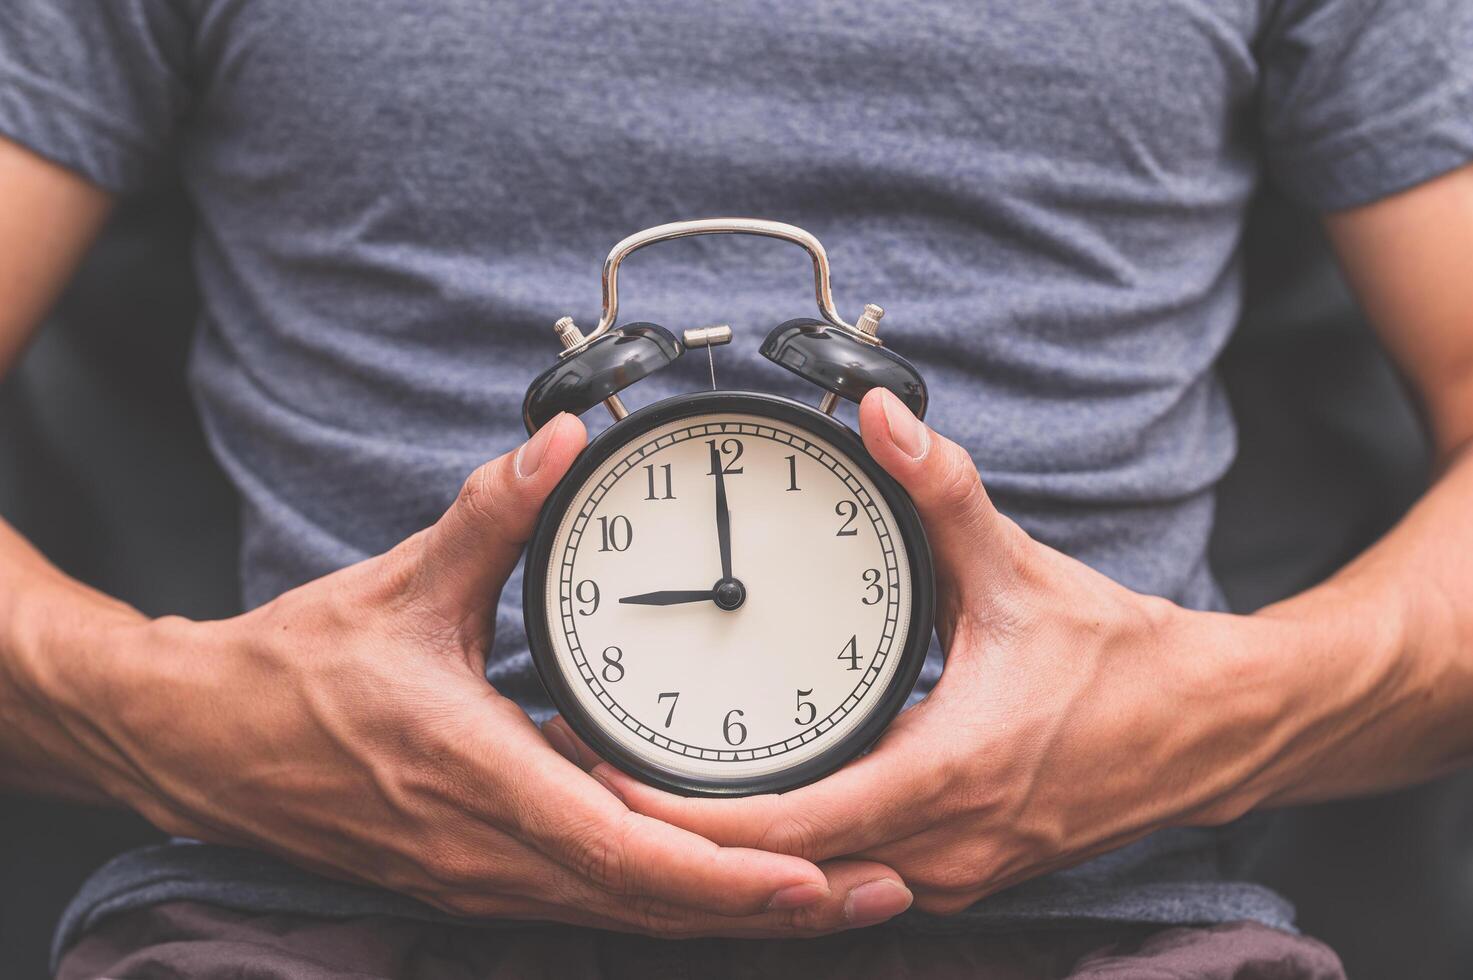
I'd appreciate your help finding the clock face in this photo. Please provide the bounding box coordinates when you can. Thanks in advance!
[525,393,933,795]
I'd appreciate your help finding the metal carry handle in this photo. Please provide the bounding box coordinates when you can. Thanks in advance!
[557,218,874,355]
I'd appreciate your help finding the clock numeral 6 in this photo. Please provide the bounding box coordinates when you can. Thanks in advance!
[861,568,884,605]
[706,438,744,475]
[722,708,748,746]
[657,691,679,728]
[838,634,862,671]
[601,646,625,683]
[575,579,600,615]
[794,688,816,726]
[835,499,859,536]
[597,515,633,552]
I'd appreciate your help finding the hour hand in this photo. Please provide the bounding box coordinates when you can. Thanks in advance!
[618,589,716,606]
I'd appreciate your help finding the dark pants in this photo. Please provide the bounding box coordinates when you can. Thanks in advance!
[57,902,1346,980]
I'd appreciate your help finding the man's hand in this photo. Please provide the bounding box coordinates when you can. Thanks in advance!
[8,413,911,936]
[558,389,1298,915]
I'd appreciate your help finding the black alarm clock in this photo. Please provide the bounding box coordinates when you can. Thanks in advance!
[521,218,935,797]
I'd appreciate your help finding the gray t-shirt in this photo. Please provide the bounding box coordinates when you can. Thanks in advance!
[3,0,1471,963]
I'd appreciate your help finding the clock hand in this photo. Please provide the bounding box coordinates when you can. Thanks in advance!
[711,442,733,581]
[619,578,747,610]
[618,589,717,606]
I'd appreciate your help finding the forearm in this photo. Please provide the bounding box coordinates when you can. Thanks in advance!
[1180,167,1473,817]
[1199,440,1473,814]
[0,516,147,804]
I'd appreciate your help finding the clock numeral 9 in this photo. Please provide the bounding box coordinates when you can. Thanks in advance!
[706,438,744,475]
[597,515,633,552]
[794,688,816,726]
[601,646,625,683]
[722,708,747,746]
[643,463,675,501]
[835,499,859,536]
[861,568,884,605]
[657,691,679,728]
[575,579,600,615]
[838,634,861,671]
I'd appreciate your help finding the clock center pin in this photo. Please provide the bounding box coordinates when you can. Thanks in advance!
[712,578,746,611]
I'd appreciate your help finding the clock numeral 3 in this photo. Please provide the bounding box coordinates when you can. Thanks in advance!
[643,463,675,500]
[657,691,679,728]
[794,688,816,726]
[784,454,801,492]
[601,646,625,683]
[722,708,748,746]
[705,438,744,475]
[575,579,600,615]
[835,500,859,536]
[861,568,884,605]
[838,634,861,671]
[597,515,633,552]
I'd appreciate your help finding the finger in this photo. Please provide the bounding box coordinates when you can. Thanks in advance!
[583,857,911,937]
[482,708,834,917]
[411,412,587,623]
[458,856,910,938]
[857,388,1022,594]
[628,857,912,937]
[592,704,944,862]
[540,715,604,770]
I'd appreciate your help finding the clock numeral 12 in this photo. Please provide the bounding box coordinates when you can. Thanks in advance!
[838,634,861,671]
[643,463,675,500]
[597,515,633,552]
[706,438,744,474]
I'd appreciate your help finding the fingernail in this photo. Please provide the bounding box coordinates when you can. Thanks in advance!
[515,414,564,479]
[542,721,578,764]
[881,391,929,460]
[590,766,627,805]
[844,879,913,926]
[766,882,829,911]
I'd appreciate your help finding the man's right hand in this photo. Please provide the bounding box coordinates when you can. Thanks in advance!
[10,412,913,937]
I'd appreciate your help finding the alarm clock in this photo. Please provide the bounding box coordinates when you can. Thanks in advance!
[521,218,935,797]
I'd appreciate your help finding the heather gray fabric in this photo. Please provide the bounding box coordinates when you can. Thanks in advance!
[2,0,1470,968]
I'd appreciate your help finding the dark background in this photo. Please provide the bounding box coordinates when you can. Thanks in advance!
[2,187,1471,978]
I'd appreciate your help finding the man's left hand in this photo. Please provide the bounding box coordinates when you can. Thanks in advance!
[547,388,1290,915]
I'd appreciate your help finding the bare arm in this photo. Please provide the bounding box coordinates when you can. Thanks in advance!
[0,135,910,935]
[1240,162,1473,805]
[0,138,112,372]
[591,165,1473,914]
[0,137,120,801]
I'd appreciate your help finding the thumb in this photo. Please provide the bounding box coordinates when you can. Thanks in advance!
[410,412,587,625]
[858,389,1021,594]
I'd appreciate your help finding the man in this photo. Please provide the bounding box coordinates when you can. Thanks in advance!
[1,1,1470,976]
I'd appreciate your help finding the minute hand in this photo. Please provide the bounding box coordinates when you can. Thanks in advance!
[711,443,733,580]
[618,590,716,606]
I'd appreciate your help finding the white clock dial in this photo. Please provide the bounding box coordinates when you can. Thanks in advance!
[542,411,913,782]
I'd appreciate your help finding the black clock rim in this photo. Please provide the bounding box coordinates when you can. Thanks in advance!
[521,390,936,798]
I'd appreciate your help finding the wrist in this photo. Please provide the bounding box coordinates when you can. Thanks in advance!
[1164,576,1419,824]
[1153,600,1318,825]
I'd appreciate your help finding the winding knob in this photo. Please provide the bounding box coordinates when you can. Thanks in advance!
[855,304,884,339]
[553,316,585,352]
